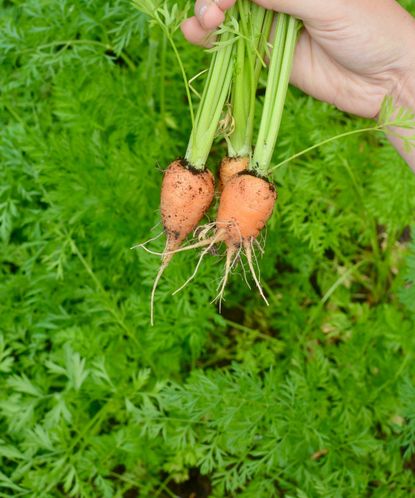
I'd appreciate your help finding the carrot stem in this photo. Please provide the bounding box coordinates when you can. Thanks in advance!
[252,14,299,175]
[185,11,237,169]
[228,3,273,158]
[132,0,197,129]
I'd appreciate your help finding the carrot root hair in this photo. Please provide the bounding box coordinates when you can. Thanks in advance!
[131,231,164,253]
[150,251,173,327]
[212,245,240,312]
[244,238,269,306]
[253,237,265,256]
[172,235,221,295]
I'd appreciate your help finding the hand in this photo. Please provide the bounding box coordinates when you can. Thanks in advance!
[181,0,415,119]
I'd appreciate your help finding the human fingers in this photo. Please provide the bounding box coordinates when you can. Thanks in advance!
[182,0,236,44]
[181,17,215,47]
[193,0,237,31]
[194,0,225,30]
[250,0,340,21]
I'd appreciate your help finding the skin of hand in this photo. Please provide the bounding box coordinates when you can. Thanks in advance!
[182,0,415,169]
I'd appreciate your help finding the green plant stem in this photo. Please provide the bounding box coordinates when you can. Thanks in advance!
[271,123,400,171]
[228,3,273,157]
[146,30,159,111]
[320,260,366,305]
[252,14,298,175]
[159,22,195,131]
[131,0,196,128]
[159,32,167,119]
[227,21,248,157]
[185,15,236,169]
[227,0,253,157]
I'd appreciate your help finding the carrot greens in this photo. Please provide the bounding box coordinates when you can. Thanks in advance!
[2,1,415,497]
[252,14,300,175]
[185,15,237,169]
[226,1,273,158]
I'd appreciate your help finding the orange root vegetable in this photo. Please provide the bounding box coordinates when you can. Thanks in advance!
[172,172,277,304]
[216,172,276,243]
[160,160,214,249]
[218,156,249,191]
[150,159,215,324]
[216,172,276,303]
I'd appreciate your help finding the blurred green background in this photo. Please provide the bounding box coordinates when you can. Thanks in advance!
[1,0,415,496]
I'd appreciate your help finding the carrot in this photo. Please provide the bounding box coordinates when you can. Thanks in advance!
[215,172,276,302]
[161,160,214,249]
[174,14,298,305]
[136,8,238,324]
[150,160,214,324]
[216,172,276,243]
[173,171,276,304]
[218,156,249,191]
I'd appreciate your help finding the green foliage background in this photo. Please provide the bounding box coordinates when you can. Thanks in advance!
[1,0,415,496]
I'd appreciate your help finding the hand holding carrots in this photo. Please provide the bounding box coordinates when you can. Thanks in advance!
[139,0,415,323]
[182,0,415,118]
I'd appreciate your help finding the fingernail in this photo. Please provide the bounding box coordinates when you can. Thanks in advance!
[198,1,208,17]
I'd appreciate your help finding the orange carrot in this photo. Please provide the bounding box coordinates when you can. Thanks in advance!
[161,160,214,250]
[150,160,214,324]
[173,171,276,304]
[215,172,276,302]
[216,172,276,244]
[218,156,249,191]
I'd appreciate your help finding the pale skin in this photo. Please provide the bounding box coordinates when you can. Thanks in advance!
[181,0,415,171]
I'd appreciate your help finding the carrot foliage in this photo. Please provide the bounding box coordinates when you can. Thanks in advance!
[1,0,415,496]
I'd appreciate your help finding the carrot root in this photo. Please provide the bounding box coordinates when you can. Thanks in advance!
[145,169,276,317]
[168,172,277,305]
[215,172,276,303]
[212,245,239,311]
[150,252,173,326]
[218,156,249,191]
[146,160,215,325]
[244,239,269,306]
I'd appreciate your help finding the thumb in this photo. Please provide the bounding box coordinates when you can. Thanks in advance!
[250,0,339,21]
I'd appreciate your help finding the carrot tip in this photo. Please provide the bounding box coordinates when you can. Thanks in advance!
[150,259,169,327]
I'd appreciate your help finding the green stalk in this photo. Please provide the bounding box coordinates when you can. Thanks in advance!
[159,33,167,118]
[227,23,248,157]
[252,14,299,175]
[228,2,273,158]
[185,14,237,170]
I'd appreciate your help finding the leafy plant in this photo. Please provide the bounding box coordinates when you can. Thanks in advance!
[1,0,415,497]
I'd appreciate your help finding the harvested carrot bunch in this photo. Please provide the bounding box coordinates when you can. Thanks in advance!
[135,8,238,323]
[213,13,299,304]
[134,0,300,320]
[175,11,299,306]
